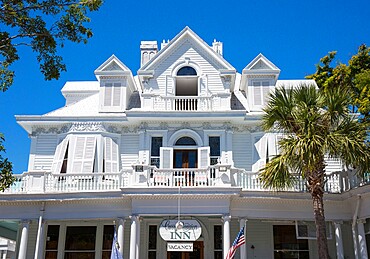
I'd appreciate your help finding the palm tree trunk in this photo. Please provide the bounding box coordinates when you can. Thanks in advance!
[307,167,330,259]
[312,191,330,259]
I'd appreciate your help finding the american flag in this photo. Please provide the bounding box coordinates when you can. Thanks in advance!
[226,227,246,259]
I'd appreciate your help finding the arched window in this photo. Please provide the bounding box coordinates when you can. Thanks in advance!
[175,137,197,146]
[175,66,198,98]
[177,66,197,76]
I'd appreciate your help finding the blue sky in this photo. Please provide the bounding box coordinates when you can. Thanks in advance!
[1,0,370,174]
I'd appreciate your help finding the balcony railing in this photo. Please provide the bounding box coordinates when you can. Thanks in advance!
[160,96,213,111]
[3,167,370,194]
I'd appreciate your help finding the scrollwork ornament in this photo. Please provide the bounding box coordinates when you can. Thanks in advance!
[69,122,106,132]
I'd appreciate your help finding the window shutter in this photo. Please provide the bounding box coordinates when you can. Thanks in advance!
[104,83,113,106]
[198,147,210,169]
[69,136,97,173]
[102,82,122,109]
[252,134,268,172]
[51,137,69,174]
[262,81,270,105]
[267,133,277,158]
[112,83,121,106]
[104,137,119,173]
[160,147,173,169]
[253,81,262,106]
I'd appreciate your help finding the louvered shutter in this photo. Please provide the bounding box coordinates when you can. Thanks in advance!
[267,133,277,158]
[51,137,69,174]
[252,134,268,172]
[253,81,262,106]
[112,83,121,106]
[262,81,270,106]
[104,83,113,106]
[160,147,173,169]
[104,137,119,173]
[69,135,97,173]
[198,147,210,169]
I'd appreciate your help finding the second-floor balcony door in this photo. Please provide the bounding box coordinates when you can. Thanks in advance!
[174,150,197,168]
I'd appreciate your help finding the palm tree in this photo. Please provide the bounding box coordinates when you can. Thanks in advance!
[260,84,369,259]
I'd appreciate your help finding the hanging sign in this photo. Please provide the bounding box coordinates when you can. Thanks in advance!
[167,242,193,251]
[159,219,202,241]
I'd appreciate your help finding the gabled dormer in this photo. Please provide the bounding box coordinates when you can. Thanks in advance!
[94,55,136,112]
[241,54,280,111]
[137,27,236,111]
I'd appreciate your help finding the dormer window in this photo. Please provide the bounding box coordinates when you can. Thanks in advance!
[99,80,127,112]
[252,80,271,106]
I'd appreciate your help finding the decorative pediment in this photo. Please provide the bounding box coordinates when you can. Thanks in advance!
[243,53,280,76]
[250,59,271,70]
[94,54,132,78]
[138,27,235,74]
[103,61,123,71]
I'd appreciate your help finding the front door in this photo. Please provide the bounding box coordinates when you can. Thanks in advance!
[167,241,204,259]
[174,150,197,168]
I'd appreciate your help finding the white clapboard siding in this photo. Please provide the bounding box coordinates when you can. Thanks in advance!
[104,137,119,173]
[232,132,252,170]
[160,147,173,169]
[148,41,225,96]
[252,134,268,172]
[121,134,139,168]
[68,135,97,173]
[198,147,210,168]
[51,136,69,174]
[33,134,58,171]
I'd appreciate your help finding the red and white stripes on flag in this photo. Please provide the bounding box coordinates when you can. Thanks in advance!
[225,227,246,259]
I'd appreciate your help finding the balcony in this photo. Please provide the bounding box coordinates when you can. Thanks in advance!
[3,167,370,194]
[141,94,230,111]
[161,96,213,111]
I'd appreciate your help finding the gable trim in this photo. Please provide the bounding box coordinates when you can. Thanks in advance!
[138,27,235,72]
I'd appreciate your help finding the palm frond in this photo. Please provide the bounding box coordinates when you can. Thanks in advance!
[259,155,296,190]
[263,87,295,131]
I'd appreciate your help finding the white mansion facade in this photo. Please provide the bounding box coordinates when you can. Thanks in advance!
[1,27,370,259]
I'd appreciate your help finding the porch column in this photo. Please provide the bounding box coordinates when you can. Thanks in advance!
[239,218,247,259]
[18,220,30,259]
[117,218,125,256]
[222,215,231,259]
[357,219,369,259]
[334,221,344,259]
[34,203,46,259]
[34,219,46,259]
[136,217,141,259]
[129,215,139,259]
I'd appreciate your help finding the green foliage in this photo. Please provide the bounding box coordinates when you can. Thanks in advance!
[261,84,370,258]
[0,134,14,191]
[0,0,102,190]
[0,0,103,91]
[307,44,370,122]
[261,85,369,190]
